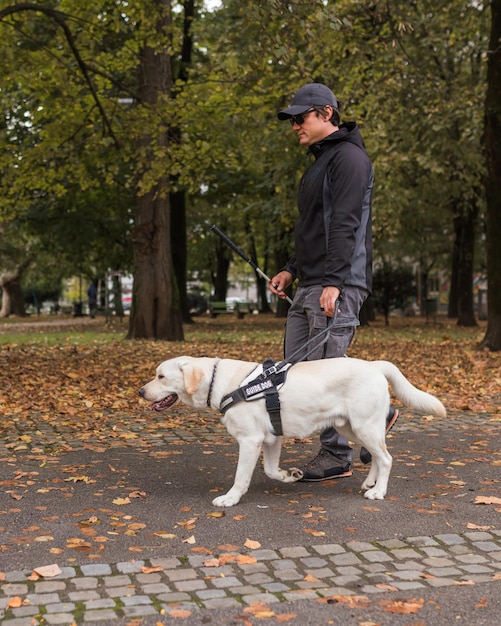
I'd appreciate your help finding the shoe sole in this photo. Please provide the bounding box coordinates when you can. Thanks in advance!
[386,408,399,433]
[299,470,353,482]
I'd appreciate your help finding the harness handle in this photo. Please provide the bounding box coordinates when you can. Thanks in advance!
[268,298,340,376]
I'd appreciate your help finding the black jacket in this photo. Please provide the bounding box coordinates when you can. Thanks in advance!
[284,122,373,293]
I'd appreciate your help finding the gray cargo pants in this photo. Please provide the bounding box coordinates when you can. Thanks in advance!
[284,284,369,462]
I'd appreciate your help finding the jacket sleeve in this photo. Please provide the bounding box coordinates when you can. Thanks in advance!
[322,146,371,288]
[283,255,297,280]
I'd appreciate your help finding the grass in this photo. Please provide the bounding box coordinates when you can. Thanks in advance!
[0,310,489,349]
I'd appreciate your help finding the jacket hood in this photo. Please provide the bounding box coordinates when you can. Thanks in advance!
[309,122,365,158]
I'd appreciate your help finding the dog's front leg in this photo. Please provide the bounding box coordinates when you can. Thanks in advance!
[212,438,263,507]
[262,437,303,483]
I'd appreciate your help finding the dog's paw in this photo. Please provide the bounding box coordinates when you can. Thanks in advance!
[212,493,240,507]
[363,487,385,500]
[360,477,376,491]
[289,467,303,481]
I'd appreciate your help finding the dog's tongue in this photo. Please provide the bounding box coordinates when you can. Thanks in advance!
[149,393,178,411]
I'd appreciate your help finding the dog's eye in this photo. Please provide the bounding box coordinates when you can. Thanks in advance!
[158,374,164,380]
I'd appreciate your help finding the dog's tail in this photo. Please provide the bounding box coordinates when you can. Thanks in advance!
[372,360,446,417]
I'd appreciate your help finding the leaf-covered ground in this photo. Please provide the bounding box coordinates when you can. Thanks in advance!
[0,313,499,424]
[0,313,500,591]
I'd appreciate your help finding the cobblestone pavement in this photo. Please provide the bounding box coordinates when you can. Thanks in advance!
[1,529,501,624]
[1,407,500,624]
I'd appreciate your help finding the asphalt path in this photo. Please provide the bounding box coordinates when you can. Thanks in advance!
[2,408,500,567]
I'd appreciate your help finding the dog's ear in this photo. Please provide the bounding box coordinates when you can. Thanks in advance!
[179,362,205,395]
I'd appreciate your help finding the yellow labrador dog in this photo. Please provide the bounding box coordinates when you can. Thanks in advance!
[139,356,446,507]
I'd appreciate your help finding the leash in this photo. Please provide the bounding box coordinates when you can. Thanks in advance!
[259,298,341,380]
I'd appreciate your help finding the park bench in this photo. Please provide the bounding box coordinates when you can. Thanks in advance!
[207,301,252,319]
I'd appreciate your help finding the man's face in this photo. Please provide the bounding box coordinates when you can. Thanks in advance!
[290,106,334,147]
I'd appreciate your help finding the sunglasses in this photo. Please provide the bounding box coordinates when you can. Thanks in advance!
[289,108,317,126]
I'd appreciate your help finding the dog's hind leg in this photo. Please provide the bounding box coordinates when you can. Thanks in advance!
[262,437,303,483]
[360,445,392,500]
[212,437,264,507]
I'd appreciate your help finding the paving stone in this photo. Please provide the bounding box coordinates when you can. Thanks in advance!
[203,597,242,609]
[80,564,112,577]
[311,544,346,556]
[26,592,61,605]
[262,582,291,593]
[156,592,192,603]
[72,577,99,590]
[473,541,501,552]
[274,569,303,581]
[116,561,145,573]
[140,582,171,594]
[377,539,408,549]
[196,589,228,600]
[347,541,378,552]
[102,575,132,587]
[300,557,328,568]
[425,578,457,588]
[34,581,66,593]
[435,534,465,545]
[210,576,243,589]
[330,553,362,566]
[149,558,183,569]
[245,573,274,585]
[459,564,494,574]
[1,583,29,595]
[390,548,422,560]
[464,532,494,541]
[84,598,116,610]
[250,549,280,561]
[270,559,297,571]
[174,579,208,592]
[82,609,119,622]
[392,581,426,590]
[361,550,393,563]
[455,554,489,564]
[427,567,463,577]
[44,613,78,625]
[68,590,101,602]
[164,568,198,582]
[10,605,39,617]
[45,602,76,613]
[242,592,283,604]
[407,536,438,547]
[122,604,159,617]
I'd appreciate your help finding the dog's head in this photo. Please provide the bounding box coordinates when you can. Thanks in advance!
[138,356,211,411]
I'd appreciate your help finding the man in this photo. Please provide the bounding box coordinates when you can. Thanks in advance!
[270,83,398,481]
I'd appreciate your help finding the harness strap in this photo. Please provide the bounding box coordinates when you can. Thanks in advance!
[264,388,283,436]
[219,358,287,436]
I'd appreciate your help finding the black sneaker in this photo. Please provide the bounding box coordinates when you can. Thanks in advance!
[360,407,400,465]
[298,449,352,482]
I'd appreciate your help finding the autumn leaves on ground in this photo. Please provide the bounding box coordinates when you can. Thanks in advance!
[0,313,500,623]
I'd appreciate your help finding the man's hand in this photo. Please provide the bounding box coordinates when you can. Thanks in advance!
[269,271,293,299]
[319,286,340,317]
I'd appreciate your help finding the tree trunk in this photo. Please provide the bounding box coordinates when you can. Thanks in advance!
[479,0,501,350]
[127,0,183,340]
[0,269,28,317]
[170,189,190,323]
[212,242,230,302]
[169,0,195,324]
[455,204,478,327]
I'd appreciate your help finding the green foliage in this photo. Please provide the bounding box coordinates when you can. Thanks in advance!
[0,0,493,318]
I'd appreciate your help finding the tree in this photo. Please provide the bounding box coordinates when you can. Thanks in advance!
[479,0,501,350]
[0,1,185,338]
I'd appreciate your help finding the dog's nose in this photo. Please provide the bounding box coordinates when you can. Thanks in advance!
[138,387,145,397]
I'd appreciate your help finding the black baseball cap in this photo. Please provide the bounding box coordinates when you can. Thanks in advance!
[277,83,338,120]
